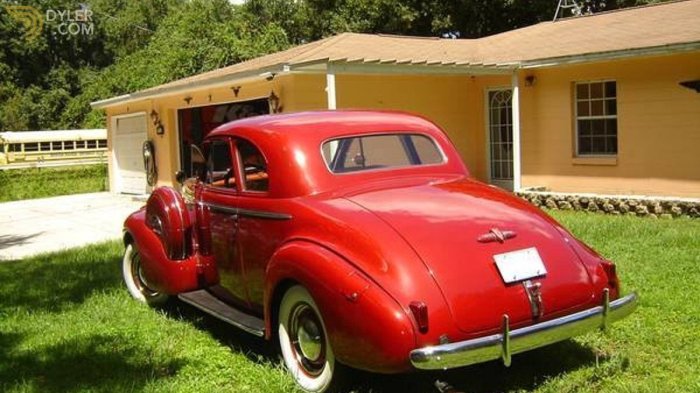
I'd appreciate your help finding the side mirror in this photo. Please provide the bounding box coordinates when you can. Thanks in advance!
[175,170,186,185]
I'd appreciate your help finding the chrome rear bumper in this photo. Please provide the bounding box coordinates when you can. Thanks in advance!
[410,291,638,370]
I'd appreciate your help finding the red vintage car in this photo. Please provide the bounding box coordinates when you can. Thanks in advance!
[122,110,637,392]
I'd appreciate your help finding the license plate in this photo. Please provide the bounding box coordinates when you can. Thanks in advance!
[494,247,547,284]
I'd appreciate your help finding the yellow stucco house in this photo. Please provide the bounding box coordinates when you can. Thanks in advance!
[92,0,700,200]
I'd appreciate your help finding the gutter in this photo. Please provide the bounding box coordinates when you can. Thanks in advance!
[519,41,700,69]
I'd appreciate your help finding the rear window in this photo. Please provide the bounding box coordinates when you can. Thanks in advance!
[322,133,443,173]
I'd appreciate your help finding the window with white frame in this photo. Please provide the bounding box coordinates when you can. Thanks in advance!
[575,81,617,156]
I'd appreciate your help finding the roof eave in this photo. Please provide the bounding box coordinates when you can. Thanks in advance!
[90,63,296,109]
[520,41,700,68]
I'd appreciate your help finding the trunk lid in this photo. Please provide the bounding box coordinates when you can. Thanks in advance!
[346,178,595,335]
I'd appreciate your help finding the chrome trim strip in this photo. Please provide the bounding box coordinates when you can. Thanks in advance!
[202,202,292,220]
[204,203,238,216]
[410,292,638,370]
[238,208,292,220]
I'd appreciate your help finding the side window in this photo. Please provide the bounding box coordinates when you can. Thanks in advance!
[206,140,236,189]
[237,139,269,192]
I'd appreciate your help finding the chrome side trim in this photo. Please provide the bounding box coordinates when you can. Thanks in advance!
[202,202,292,220]
[205,203,238,216]
[410,292,638,370]
[238,208,292,220]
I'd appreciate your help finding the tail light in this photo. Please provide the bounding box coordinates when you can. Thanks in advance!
[409,301,429,334]
[601,260,620,299]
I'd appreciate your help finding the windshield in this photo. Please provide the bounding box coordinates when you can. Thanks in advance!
[322,133,444,174]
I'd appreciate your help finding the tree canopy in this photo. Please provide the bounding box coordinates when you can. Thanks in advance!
[0,0,666,131]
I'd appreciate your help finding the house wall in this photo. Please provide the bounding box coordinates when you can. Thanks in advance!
[103,51,700,198]
[519,52,700,198]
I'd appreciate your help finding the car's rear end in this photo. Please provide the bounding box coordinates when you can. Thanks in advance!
[344,178,637,370]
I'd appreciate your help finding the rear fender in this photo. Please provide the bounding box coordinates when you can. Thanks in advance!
[265,241,416,373]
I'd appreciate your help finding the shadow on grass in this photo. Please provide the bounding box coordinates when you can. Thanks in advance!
[162,300,605,393]
[0,332,184,393]
[162,300,279,365]
[0,242,122,312]
[349,339,604,393]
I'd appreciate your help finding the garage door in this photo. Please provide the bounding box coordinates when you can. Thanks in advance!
[114,114,147,194]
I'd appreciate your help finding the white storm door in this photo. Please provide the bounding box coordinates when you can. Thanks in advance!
[487,89,514,191]
[114,114,148,194]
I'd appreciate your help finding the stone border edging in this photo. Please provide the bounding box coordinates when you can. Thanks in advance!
[516,191,700,219]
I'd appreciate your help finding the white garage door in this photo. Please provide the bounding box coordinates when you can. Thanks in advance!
[114,114,147,194]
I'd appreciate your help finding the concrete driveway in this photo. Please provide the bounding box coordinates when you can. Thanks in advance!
[0,192,145,261]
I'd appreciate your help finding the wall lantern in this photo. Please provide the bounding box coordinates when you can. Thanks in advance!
[268,91,282,114]
[525,75,537,87]
[150,110,166,136]
[679,80,700,93]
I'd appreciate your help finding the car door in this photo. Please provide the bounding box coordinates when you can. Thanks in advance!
[198,138,250,309]
[231,137,291,315]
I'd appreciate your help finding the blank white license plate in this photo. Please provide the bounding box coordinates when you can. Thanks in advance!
[494,247,547,284]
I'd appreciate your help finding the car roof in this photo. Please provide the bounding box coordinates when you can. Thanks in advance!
[206,110,440,140]
[203,110,467,198]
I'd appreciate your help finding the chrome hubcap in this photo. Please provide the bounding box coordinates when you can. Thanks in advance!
[297,318,322,361]
[289,303,326,376]
[130,249,159,297]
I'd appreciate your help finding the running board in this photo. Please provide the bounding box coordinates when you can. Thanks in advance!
[178,290,265,337]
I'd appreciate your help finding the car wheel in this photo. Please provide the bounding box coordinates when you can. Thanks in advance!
[278,285,340,392]
[122,243,168,305]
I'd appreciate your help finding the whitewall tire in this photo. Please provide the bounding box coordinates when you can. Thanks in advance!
[278,285,339,392]
[122,243,169,305]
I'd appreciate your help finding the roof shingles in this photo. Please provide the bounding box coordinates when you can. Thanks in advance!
[96,0,700,106]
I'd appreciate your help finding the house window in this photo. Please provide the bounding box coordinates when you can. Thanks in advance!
[575,81,617,155]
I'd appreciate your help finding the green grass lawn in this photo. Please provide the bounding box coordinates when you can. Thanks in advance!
[0,165,107,202]
[1,212,698,392]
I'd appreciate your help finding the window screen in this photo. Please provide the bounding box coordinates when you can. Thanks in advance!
[322,134,443,173]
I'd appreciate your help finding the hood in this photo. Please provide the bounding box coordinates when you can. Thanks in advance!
[346,178,595,335]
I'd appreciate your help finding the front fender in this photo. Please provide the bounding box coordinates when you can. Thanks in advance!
[265,241,417,373]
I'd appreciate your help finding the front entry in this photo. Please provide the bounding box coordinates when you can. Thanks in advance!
[487,89,514,191]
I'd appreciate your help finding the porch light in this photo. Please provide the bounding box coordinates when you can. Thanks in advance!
[150,110,159,125]
[150,110,165,136]
[269,90,282,114]
[525,75,537,87]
